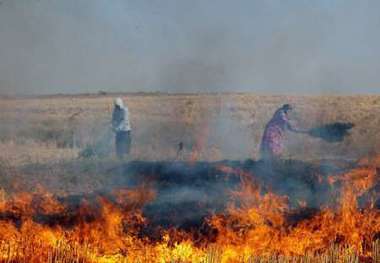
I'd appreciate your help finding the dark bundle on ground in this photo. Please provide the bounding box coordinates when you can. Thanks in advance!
[308,122,354,142]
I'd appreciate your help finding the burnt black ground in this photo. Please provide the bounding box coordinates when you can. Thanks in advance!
[9,158,356,232]
[119,159,354,228]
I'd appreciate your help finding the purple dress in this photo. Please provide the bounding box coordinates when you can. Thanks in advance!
[260,109,291,158]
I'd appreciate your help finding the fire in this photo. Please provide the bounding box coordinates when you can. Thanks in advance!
[0,158,380,262]
[206,163,380,261]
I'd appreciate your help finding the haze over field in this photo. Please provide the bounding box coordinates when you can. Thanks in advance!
[0,0,379,95]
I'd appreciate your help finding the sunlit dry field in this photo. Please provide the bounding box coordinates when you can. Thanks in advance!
[1,93,380,165]
[1,93,380,262]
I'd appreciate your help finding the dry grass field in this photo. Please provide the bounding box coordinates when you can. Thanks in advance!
[0,93,380,262]
[1,93,380,195]
[1,93,380,167]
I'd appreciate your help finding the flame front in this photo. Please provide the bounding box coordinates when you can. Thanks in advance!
[0,159,380,262]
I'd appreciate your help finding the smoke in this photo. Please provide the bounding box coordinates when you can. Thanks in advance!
[0,0,380,95]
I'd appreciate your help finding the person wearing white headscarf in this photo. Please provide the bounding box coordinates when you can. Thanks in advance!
[112,97,131,158]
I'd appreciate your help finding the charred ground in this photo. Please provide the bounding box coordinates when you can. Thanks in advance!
[0,158,361,233]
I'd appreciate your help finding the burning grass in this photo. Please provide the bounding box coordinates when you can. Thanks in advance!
[1,94,380,262]
[0,241,375,262]
[0,158,379,262]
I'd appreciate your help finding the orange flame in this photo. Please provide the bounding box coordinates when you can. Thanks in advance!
[0,159,379,262]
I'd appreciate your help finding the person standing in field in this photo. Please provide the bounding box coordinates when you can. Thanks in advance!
[112,97,132,159]
[260,104,306,160]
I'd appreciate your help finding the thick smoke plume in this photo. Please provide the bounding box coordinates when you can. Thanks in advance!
[0,0,380,95]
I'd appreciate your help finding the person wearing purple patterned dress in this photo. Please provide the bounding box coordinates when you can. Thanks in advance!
[260,104,305,160]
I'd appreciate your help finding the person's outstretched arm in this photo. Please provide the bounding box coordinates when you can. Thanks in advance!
[282,112,308,134]
[287,121,308,134]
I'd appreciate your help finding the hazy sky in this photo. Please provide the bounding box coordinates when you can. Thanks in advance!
[0,0,379,95]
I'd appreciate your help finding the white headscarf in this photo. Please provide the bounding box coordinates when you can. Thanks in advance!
[114,97,124,108]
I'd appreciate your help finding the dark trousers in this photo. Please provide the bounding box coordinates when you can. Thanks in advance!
[115,131,131,158]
